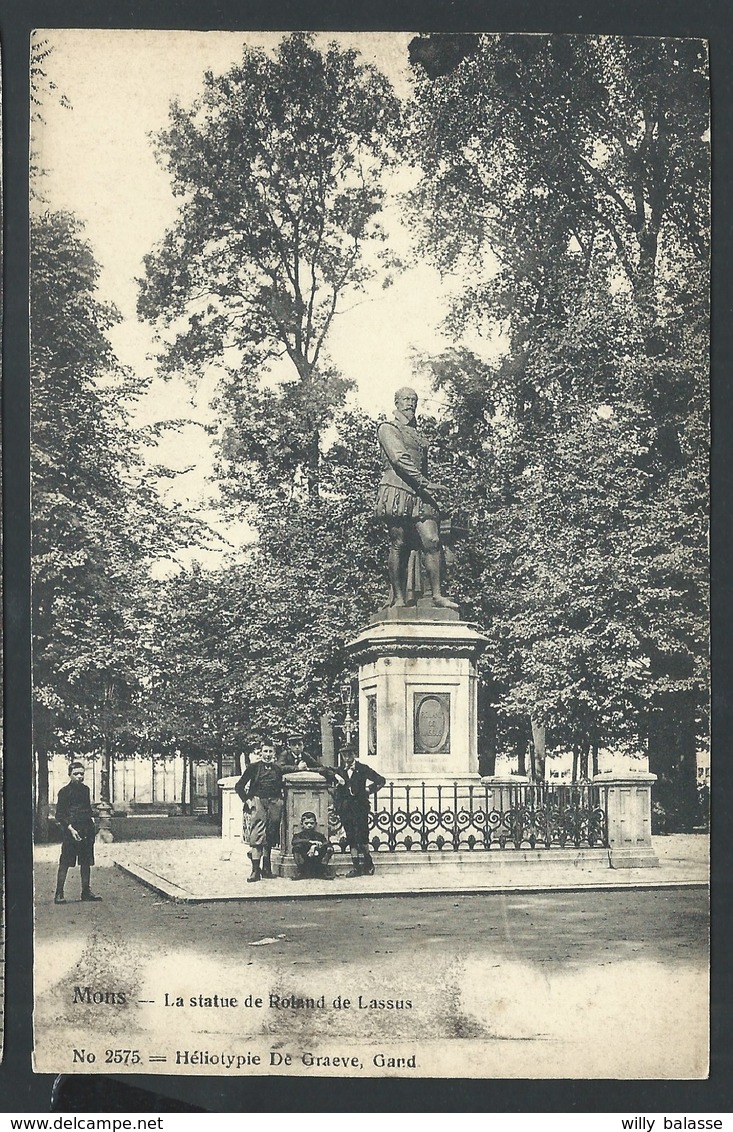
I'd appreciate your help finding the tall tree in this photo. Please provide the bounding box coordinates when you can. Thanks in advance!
[408,34,709,820]
[409,35,708,318]
[32,211,136,833]
[31,211,206,836]
[148,564,260,785]
[139,32,401,506]
[176,412,384,756]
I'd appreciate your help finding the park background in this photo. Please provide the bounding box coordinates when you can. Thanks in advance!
[30,30,709,838]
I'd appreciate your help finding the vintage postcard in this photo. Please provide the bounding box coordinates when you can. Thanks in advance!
[31,30,709,1079]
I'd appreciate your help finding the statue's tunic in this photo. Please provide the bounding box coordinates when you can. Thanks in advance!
[375,412,439,522]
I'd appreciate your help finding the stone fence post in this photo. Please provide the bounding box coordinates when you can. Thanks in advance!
[479,774,530,813]
[593,772,659,867]
[218,775,242,861]
[95,799,114,843]
[275,771,333,878]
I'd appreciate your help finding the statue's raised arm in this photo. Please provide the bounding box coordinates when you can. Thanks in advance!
[375,387,459,612]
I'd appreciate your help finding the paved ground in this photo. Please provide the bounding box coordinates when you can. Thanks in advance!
[36,852,709,967]
[103,829,708,901]
[34,840,709,1079]
[42,814,220,843]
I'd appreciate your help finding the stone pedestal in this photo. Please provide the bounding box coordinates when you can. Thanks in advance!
[273,772,334,878]
[347,614,489,784]
[479,775,530,812]
[593,772,659,867]
[95,799,114,844]
[218,775,243,860]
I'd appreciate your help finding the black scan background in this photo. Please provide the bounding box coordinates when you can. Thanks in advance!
[1,0,731,1114]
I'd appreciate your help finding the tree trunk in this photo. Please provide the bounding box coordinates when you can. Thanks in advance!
[647,647,701,831]
[531,719,546,783]
[516,735,527,777]
[320,712,336,768]
[100,731,113,804]
[528,737,536,784]
[477,681,497,777]
[635,227,659,319]
[648,691,699,832]
[215,732,224,822]
[34,706,53,842]
[306,429,320,502]
[180,751,188,814]
[35,741,51,843]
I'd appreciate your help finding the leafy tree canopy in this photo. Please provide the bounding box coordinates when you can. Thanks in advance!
[406,34,709,814]
[32,210,213,830]
[139,32,402,504]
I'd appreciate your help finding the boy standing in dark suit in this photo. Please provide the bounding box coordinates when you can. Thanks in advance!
[54,761,102,904]
[324,748,385,877]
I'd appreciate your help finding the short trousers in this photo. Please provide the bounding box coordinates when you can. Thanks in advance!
[247,796,283,851]
[59,831,96,868]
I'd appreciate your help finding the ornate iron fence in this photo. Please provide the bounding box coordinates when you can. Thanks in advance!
[328,781,608,853]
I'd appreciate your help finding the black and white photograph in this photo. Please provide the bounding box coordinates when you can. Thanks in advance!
[30,29,709,1080]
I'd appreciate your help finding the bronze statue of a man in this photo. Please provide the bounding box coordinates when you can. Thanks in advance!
[375,387,459,610]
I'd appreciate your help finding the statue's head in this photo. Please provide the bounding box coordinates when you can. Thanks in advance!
[394,387,418,418]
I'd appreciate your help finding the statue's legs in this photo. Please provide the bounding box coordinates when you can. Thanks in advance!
[416,519,459,610]
[387,524,409,606]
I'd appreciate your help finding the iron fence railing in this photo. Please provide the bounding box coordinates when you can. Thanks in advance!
[328,781,609,853]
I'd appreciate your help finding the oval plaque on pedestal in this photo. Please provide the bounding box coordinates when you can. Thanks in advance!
[414,692,450,754]
[367,694,377,757]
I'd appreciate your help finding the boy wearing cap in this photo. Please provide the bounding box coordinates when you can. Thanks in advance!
[321,749,385,877]
[283,732,321,769]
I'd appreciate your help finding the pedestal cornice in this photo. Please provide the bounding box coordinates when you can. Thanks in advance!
[347,619,489,664]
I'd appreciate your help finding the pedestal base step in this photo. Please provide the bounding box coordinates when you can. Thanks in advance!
[272,846,659,875]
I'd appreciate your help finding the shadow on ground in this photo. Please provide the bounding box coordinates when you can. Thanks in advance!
[110,816,220,842]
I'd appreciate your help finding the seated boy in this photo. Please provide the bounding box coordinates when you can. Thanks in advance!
[291,812,334,880]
